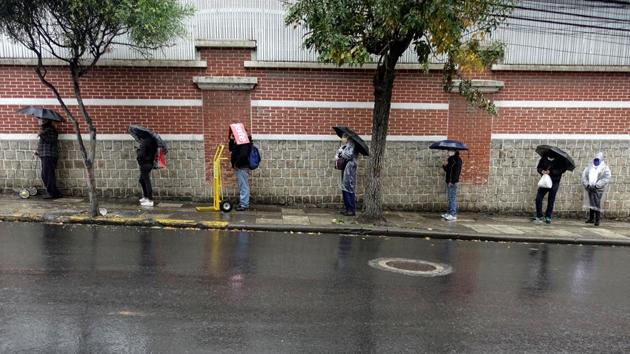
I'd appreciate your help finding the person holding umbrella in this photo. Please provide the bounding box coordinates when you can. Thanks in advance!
[128,125,164,207]
[18,107,64,199]
[581,152,611,226]
[430,140,466,221]
[333,126,369,216]
[533,145,574,224]
[35,119,62,199]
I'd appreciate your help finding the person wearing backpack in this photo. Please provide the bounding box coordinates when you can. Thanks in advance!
[229,130,253,211]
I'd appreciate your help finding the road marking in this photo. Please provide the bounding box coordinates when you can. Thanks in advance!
[486,224,525,234]
[584,228,630,239]
[546,229,580,238]
[464,224,502,234]
[282,215,310,225]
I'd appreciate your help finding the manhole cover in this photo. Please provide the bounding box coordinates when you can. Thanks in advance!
[369,258,453,277]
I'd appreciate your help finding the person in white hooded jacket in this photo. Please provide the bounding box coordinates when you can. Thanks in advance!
[581,152,611,226]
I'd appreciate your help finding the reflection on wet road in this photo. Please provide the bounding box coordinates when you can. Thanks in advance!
[0,223,628,353]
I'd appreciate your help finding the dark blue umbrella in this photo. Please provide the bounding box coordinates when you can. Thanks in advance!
[429,139,468,151]
[17,106,64,121]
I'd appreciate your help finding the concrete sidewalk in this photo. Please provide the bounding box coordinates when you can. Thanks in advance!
[1,194,629,246]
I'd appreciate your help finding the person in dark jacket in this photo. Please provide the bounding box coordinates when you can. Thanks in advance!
[229,131,253,211]
[534,152,568,224]
[137,136,158,207]
[442,150,462,221]
[34,119,62,199]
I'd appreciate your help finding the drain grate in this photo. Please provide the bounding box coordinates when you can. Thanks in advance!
[369,258,453,277]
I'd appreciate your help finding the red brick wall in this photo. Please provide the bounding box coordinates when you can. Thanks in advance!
[493,108,630,134]
[202,90,251,180]
[0,65,200,99]
[493,72,630,100]
[3,49,630,189]
[0,65,202,135]
[253,107,447,135]
[448,95,494,185]
[0,105,201,134]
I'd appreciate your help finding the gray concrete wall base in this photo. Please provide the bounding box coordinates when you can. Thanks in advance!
[2,138,628,217]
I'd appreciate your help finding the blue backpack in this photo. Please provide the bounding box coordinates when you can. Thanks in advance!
[248,144,261,170]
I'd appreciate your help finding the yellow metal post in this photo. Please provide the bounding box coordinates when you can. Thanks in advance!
[213,144,225,211]
[196,144,227,212]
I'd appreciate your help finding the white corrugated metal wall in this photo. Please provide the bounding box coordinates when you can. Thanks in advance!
[1,0,629,65]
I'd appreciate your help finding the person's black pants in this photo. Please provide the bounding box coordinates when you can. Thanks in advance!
[139,163,153,199]
[40,156,61,197]
[535,182,560,218]
[342,191,355,213]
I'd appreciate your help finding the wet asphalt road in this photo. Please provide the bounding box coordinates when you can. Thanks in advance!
[0,223,628,353]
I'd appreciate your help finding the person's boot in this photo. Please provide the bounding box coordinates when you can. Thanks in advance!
[594,211,601,227]
[585,209,595,224]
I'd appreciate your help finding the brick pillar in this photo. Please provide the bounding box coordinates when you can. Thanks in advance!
[447,95,493,184]
[202,90,252,181]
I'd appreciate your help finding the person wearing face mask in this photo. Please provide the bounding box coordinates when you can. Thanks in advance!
[335,134,358,216]
[441,150,462,221]
[581,152,611,226]
[534,152,568,224]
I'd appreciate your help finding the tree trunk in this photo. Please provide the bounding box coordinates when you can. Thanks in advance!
[359,34,414,224]
[33,62,99,216]
[359,53,399,224]
[71,67,99,217]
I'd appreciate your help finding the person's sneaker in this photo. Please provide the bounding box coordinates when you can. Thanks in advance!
[532,217,543,224]
[139,197,148,204]
[341,211,356,216]
[441,213,449,219]
[140,199,154,207]
[444,214,457,221]
[236,205,248,211]
[544,217,552,224]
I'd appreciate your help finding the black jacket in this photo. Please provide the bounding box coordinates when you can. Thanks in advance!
[137,137,158,165]
[537,157,567,184]
[229,137,252,169]
[37,123,59,158]
[443,154,462,184]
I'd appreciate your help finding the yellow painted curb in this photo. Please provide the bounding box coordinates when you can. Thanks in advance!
[195,206,215,212]
[200,221,228,228]
[100,216,148,224]
[155,218,198,226]
[69,215,91,222]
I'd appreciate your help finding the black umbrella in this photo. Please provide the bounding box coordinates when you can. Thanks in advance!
[429,139,469,151]
[535,145,575,171]
[333,126,369,156]
[17,106,64,121]
[128,124,168,153]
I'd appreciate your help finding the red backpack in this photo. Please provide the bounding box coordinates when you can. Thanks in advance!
[153,147,166,169]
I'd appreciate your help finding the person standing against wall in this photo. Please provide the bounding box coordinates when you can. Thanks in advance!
[533,152,568,224]
[137,135,158,207]
[335,133,358,216]
[581,152,611,226]
[442,150,462,221]
[229,128,253,211]
[34,119,62,199]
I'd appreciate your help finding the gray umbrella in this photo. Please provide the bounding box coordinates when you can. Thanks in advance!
[17,106,64,121]
[128,124,168,153]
